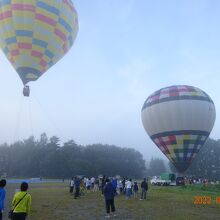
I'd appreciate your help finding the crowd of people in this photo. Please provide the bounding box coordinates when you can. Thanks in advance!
[0,176,148,219]
[0,179,31,220]
[69,175,149,218]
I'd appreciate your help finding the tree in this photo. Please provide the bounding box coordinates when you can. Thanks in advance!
[38,132,48,146]
[49,136,60,146]
[0,143,9,176]
[0,134,146,178]
[147,158,167,176]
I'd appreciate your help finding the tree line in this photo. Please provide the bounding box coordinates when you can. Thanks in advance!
[0,133,146,179]
[1,134,220,180]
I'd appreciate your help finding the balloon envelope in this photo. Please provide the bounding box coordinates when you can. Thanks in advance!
[0,0,78,85]
[141,85,216,173]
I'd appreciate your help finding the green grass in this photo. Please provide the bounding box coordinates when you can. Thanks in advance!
[4,183,220,220]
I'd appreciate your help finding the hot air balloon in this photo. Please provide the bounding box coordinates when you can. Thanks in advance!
[141,85,216,173]
[0,0,78,96]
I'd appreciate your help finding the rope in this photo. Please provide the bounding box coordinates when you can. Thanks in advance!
[13,95,24,143]
[13,88,64,143]
[13,93,34,143]
[31,91,64,139]
[28,97,34,137]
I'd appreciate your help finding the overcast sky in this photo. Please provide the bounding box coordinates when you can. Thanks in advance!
[0,0,220,161]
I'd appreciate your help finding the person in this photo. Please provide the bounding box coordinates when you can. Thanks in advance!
[117,180,123,195]
[111,178,117,195]
[93,178,99,192]
[86,178,91,191]
[125,179,132,198]
[80,179,85,196]
[83,177,87,186]
[11,182,31,220]
[91,177,95,190]
[140,178,148,200]
[103,179,116,218]
[74,176,80,199]
[122,178,126,194]
[70,177,74,194]
[0,179,7,220]
[98,177,103,191]
[101,175,106,194]
[133,182,139,198]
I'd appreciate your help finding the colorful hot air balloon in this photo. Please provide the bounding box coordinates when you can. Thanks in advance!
[0,0,78,95]
[141,85,216,173]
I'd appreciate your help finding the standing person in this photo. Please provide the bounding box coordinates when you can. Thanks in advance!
[103,179,116,218]
[11,182,31,220]
[98,177,103,191]
[80,179,85,196]
[69,177,74,194]
[125,179,132,198]
[101,175,106,194]
[83,177,87,186]
[133,182,139,198]
[86,178,91,191]
[140,178,148,200]
[93,178,99,192]
[0,179,7,220]
[74,176,80,199]
[91,177,95,190]
[117,180,123,195]
[111,178,117,195]
[122,178,126,194]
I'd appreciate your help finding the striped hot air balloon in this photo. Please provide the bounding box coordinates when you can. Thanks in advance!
[0,0,78,87]
[141,85,216,173]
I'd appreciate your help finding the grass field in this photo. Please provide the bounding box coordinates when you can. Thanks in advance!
[3,182,220,220]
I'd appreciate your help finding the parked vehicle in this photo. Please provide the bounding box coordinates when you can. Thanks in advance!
[176,176,185,185]
[150,176,170,186]
[150,173,176,186]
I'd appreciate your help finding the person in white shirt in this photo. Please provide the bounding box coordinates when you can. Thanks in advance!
[91,177,95,189]
[86,178,92,190]
[69,177,74,194]
[117,180,123,195]
[125,179,132,198]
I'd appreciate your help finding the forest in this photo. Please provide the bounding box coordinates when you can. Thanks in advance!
[0,133,220,180]
[0,133,146,178]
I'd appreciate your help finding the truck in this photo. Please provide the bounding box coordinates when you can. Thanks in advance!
[150,173,176,186]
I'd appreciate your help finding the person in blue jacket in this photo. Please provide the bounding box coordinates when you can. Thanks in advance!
[103,178,116,218]
[111,178,117,195]
[74,176,80,199]
[0,179,7,220]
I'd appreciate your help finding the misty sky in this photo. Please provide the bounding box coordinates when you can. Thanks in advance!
[0,0,220,161]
